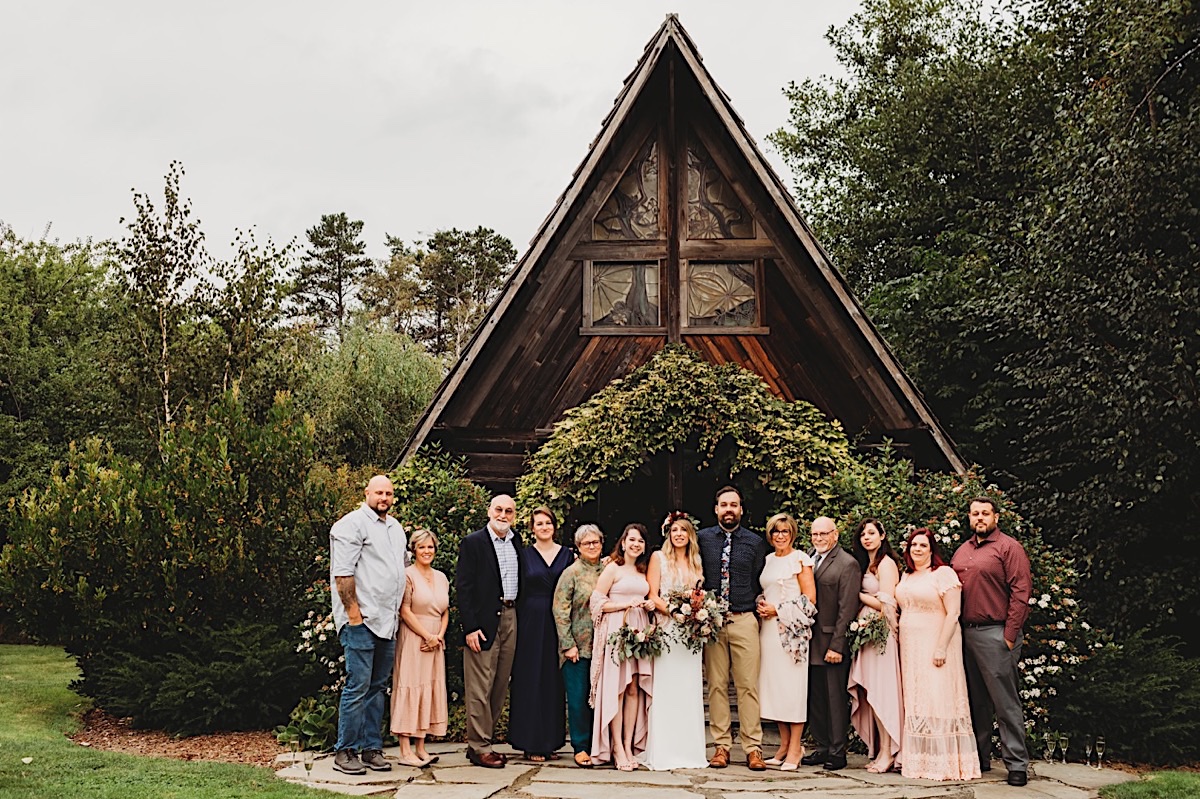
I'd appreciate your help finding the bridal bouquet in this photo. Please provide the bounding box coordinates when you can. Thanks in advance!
[849,610,891,656]
[664,586,729,654]
[608,613,667,663]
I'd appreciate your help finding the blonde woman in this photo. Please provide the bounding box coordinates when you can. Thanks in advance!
[756,513,816,770]
[642,512,708,770]
[390,529,450,766]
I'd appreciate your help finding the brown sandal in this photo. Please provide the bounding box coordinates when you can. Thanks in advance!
[524,752,547,763]
[574,751,593,768]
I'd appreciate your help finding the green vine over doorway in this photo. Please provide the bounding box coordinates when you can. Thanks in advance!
[517,345,854,518]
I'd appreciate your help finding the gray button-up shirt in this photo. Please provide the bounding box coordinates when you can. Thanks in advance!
[330,504,406,638]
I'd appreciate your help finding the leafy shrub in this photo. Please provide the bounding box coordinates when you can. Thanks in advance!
[1054,631,1200,766]
[86,621,324,734]
[0,391,342,732]
[276,693,340,751]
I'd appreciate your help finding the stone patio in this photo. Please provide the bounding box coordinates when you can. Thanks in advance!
[275,744,1136,798]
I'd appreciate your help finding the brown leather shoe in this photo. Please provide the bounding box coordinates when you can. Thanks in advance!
[467,748,506,769]
[709,746,730,768]
[747,750,767,771]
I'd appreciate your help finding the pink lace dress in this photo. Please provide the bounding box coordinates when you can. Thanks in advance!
[896,566,980,781]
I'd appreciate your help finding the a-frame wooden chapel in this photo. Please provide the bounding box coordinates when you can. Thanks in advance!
[400,15,965,515]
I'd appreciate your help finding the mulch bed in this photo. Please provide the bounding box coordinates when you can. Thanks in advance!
[69,708,287,768]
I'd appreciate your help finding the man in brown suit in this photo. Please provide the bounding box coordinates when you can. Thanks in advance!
[801,516,860,770]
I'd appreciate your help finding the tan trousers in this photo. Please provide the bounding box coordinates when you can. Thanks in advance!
[463,606,517,753]
[703,611,762,752]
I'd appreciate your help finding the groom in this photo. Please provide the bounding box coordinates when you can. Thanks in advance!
[697,486,769,771]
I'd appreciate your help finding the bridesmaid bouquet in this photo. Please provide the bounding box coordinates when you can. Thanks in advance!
[607,613,667,663]
[849,610,891,656]
[664,586,728,654]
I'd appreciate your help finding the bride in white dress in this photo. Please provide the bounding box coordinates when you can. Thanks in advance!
[641,513,709,770]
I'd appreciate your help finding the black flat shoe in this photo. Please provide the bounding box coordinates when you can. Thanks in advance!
[823,755,847,771]
[800,751,827,766]
[1007,770,1028,786]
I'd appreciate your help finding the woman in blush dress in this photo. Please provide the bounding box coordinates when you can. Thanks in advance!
[390,529,450,767]
[848,518,904,773]
[589,523,656,771]
[755,513,816,771]
[641,512,708,770]
[896,528,980,781]
[509,506,573,762]
[552,524,607,768]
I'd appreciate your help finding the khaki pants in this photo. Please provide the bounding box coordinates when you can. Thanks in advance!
[703,611,762,752]
[463,606,517,753]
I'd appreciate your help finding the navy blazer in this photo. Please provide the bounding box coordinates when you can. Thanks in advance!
[455,526,524,650]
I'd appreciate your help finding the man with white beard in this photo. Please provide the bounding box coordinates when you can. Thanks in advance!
[456,494,524,768]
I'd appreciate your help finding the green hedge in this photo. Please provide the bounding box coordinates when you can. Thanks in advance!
[0,391,349,733]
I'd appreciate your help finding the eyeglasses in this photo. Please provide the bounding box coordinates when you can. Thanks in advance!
[769,529,791,535]
[811,529,837,537]
[580,539,603,547]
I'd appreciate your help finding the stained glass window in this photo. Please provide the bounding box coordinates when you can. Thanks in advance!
[686,136,754,239]
[685,262,757,327]
[593,138,660,240]
[591,262,660,327]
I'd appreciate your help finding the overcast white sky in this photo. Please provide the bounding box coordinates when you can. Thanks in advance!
[2,1,860,261]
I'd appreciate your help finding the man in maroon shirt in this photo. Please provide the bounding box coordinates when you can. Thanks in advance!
[950,497,1032,787]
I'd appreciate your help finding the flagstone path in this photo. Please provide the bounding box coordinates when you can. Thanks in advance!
[275,743,1136,798]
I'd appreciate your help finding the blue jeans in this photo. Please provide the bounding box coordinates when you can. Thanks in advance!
[336,623,396,753]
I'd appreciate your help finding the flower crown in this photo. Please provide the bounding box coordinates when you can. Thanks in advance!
[662,510,691,532]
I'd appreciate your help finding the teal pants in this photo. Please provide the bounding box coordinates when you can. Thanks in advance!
[562,658,593,754]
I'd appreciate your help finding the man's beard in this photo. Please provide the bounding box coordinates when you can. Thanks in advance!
[491,519,512,534]
[370,501,390,518]
[718,514,740,532]
[975,522,998,538]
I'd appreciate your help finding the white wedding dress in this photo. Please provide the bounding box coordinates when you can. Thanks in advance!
[640,557,709,770]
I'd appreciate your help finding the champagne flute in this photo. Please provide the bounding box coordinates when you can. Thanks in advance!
[1059,734,1070,764]
[303,751,315,786]
[288,737,300,769]
[1043,731,1058,762]
[1084,737,1093,767]
[1095,736,1106,769]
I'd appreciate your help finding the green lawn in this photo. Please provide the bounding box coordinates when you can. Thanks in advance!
[0,645,318,799]
[1100,772,1200,799]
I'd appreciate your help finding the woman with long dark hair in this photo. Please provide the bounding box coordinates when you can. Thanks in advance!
[589,523,656,770]
[847,518,904,773]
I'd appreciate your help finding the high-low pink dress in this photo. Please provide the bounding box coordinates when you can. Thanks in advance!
[588,571,655,766]
[848,569,903,763]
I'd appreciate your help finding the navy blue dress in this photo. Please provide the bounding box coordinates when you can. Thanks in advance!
[508,545,572,754]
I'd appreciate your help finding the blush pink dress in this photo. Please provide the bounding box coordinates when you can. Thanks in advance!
[896,565,980,781]
[848,569,904,763]
[390,566,449,737]
[588,570,654,766]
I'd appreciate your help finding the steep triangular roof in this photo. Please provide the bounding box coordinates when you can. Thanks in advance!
[399,14,965,476]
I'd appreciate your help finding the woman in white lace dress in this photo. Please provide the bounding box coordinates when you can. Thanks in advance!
[642,512,709,770]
